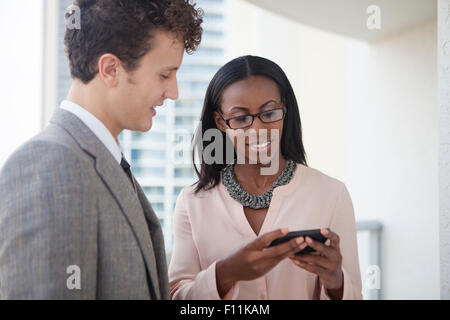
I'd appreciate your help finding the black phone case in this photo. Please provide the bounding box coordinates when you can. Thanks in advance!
[268,229,327,254]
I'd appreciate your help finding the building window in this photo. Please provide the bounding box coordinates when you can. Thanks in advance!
[144,186,165,196]
[174,167,195,178]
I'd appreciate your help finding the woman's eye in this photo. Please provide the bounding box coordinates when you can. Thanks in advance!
[161,74,170,80]
[262,111,276,119]
[235,116,249,123]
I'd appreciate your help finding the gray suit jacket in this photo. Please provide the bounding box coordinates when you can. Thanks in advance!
[0,109,169,299]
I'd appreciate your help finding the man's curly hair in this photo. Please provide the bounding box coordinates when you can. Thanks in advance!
[65,0,204,83]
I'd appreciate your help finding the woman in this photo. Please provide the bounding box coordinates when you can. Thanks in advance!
[168,55,362,300]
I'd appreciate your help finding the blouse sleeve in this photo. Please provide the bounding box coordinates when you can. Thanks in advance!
[168,188,239,300]
[319,183,363,300]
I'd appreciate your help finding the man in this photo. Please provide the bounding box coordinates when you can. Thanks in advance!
[0,0,203,299]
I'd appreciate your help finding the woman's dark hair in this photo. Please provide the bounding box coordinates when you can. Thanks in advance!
[65,0,203,83]
[193,55,308,193]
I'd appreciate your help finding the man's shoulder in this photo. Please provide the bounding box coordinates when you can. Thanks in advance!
[1,124,88,175]
[32,122,82,152]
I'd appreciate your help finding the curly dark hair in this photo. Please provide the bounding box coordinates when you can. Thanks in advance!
[65,0,204,83]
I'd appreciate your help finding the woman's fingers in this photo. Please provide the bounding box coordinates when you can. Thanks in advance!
[290,257,326,277]
[321,228,340,250]
[251,228,342,271]
[304,236,334,257]
[254,228,289,250]
[292,253,333,270]
[264,236,307,259]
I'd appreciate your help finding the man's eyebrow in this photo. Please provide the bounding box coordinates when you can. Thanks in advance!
[229,99,279,112]
[162,66,179,72]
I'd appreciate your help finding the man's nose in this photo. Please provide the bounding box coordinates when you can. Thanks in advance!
[164,77,179,101]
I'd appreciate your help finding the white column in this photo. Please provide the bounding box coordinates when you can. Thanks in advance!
[42,0,59,128]
[439,0,450,300]
[0,0,44,167]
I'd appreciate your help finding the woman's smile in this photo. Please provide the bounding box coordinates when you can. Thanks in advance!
[248,140,271,152]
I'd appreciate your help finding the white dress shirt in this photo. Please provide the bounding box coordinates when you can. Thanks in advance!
[60,100,122,164]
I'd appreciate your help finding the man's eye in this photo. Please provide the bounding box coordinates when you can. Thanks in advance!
[161,74,170,80]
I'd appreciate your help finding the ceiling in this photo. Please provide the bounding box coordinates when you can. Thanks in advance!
[243,0,437,42]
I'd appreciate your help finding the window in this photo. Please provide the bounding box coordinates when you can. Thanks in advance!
[175,116,198,126]
[203,30,224,40]
[174,167,194,178]
[180,64,221,74]
[132,131,166,142]
[152,202,165,212]
[131,149,166,162]
[197,47,224,56]
[174,186,183,197]
[204,13,225,23]
[175,99,204,109]
[144,186,165,196]
[132,167,165,178]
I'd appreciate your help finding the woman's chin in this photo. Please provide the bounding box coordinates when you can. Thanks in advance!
[238,152,279,167]
[258,156,274,166]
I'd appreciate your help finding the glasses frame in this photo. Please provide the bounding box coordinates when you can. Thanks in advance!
[218,106,287,130]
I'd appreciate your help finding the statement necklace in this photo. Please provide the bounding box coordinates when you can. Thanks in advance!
[222,159,297,209]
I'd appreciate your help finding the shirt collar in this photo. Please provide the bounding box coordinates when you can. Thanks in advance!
[60,100,122,164]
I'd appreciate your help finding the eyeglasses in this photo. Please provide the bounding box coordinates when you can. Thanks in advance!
[218,107,287,129]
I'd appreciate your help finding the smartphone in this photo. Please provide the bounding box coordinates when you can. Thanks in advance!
[268,229,328,255]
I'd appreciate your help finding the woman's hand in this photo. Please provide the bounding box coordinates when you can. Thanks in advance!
[289,228,344,299]
[216,228,306,298]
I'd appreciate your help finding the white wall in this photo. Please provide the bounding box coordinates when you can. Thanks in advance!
[0,0,44,168]
[347,19,439,299]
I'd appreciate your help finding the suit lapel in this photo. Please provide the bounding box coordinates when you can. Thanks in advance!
[95,159,161,299]
[50,109,161,299]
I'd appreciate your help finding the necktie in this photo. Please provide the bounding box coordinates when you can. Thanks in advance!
[120,156,134,186]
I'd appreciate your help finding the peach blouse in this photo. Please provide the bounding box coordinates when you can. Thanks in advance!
[168,164,363,300]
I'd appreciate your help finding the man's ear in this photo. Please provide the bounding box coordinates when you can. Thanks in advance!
[97,53,121,88]
[214,111,228,132]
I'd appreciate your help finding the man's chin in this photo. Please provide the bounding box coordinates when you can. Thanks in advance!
[128,121,153,133]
